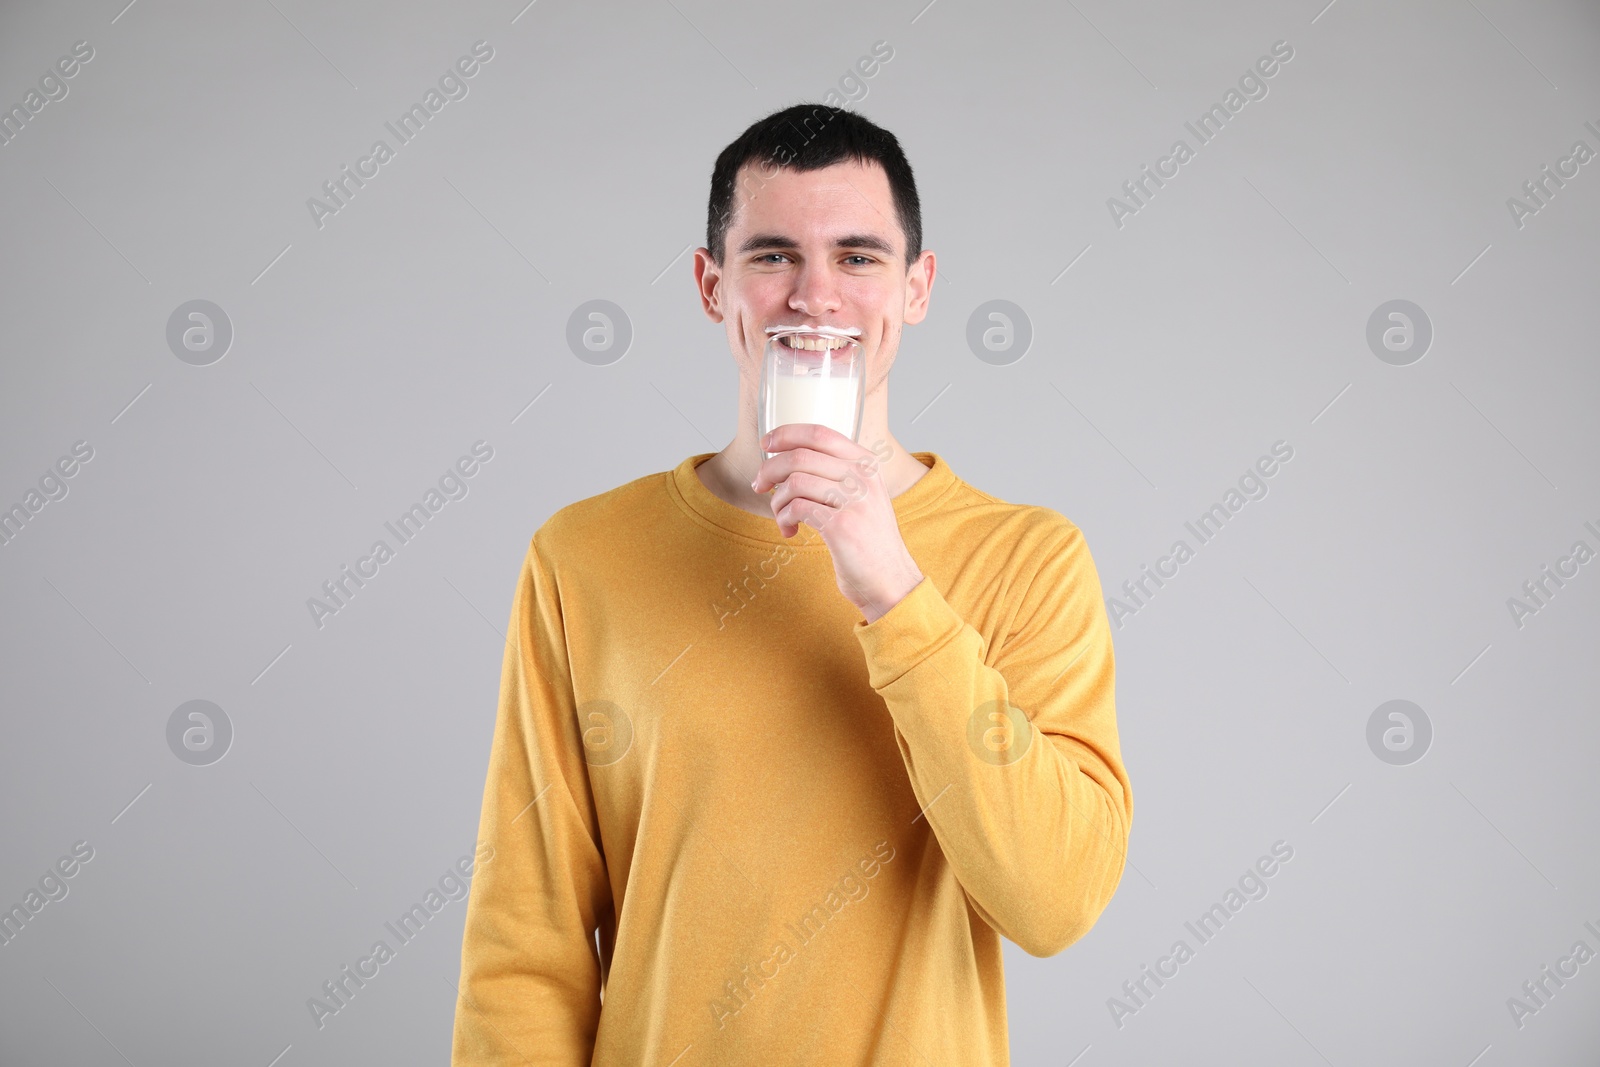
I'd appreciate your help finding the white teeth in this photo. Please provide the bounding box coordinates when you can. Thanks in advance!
[782,334,850,351]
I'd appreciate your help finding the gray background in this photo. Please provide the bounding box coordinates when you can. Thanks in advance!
[2,0,1598,1063]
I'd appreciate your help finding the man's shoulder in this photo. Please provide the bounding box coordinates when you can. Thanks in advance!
[529,463,677,558]
[933,476,1102,613]
[937,471,1086,553]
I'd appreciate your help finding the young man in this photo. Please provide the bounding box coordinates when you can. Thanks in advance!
[451,104,1133,1065]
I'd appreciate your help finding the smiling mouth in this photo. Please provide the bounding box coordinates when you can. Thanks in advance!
[779,333,854,351]
[766,324,861,351]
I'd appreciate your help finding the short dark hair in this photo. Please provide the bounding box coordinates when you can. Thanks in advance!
[705,104,922,268]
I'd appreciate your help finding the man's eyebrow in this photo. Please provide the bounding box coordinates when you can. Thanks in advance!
[736,233,896,256]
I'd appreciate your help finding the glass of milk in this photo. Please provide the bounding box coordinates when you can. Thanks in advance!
[758,326,866,459]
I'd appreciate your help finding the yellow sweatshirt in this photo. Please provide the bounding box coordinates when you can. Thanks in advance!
[451,451,1133,1066]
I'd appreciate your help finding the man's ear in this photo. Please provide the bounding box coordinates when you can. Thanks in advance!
[692,247,725,323]
[902,249,936,326]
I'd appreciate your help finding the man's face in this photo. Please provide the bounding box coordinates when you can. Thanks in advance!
[694,158,933,394]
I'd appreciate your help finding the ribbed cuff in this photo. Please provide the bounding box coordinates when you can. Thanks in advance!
[853,576,971,691]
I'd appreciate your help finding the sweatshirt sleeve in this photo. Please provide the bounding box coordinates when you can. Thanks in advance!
[853,517,1132,958]
[452,534,612,1064]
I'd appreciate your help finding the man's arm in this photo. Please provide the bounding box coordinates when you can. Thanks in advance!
[853,518,1132,958]
[452,535,612,1064]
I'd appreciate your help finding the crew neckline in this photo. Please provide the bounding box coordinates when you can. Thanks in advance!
[667,450,961,547]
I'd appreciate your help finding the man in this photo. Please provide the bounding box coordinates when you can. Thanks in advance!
[451,103,1133,1065]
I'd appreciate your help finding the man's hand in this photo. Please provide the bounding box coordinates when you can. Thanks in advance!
[752,424,924,623]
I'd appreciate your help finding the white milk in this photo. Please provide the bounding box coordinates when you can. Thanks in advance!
[771,373,860,438]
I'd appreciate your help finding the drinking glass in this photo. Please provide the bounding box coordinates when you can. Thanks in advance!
[757,327,866,460]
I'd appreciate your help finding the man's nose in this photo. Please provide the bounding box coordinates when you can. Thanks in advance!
[789,262,842,318]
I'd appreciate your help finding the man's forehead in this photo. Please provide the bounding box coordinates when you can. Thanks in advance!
[729,158,896,248]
